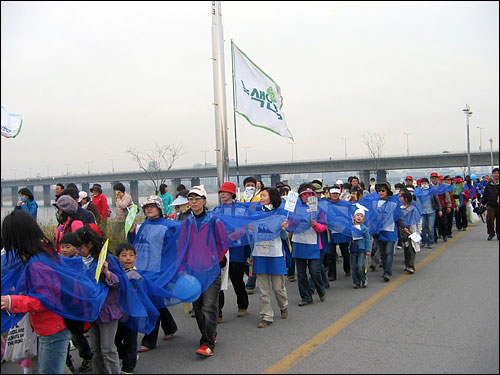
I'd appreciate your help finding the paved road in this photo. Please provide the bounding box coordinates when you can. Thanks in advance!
[2,222,498,374]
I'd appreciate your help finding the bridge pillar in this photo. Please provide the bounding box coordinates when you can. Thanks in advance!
[190,177,200,188]
[376,169,387,183]
[270,174,281,187]
[81,182,90,193]
[26,185,34,196]
[11,186,18,207]
[360,170,371,187]
[43,185,51,207]
[130,180,139,206]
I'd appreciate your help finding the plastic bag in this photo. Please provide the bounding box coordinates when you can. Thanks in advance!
[466,201,480,224]
[2,313,37,363]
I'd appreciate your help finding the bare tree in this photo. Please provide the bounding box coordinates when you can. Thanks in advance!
[362,132,386,171]
[127,142,186,194]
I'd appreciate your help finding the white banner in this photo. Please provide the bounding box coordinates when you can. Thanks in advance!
[1,105,22,138]
[232,42,293,140]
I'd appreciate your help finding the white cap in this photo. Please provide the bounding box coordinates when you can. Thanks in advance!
[78,191,88,202]
[330,187,341,194]
[170,196,189,206]
[335,179,343,185]
[188,185,207,198]
[353,203,369,217]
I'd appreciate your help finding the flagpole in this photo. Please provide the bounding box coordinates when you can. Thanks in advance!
[230,40,241,191]
[211,1,229,191]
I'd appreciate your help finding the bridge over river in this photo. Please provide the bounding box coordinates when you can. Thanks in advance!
[1,150,497,207]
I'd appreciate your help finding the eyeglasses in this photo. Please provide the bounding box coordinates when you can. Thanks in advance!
[378,190,387,192]
[187,196,204,202]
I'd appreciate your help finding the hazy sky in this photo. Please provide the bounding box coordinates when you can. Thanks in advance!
[1,1,498,180]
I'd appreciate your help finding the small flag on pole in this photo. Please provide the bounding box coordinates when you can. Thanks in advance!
[1,105,22,138]
[232,42,293,141]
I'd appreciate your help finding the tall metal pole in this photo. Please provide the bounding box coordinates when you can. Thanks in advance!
[289,142,294,163]
[489,137,494,171]
[211,1,229,189]
[403,132,410,156]
[340,137,348,159]
[230,40,241,189]
[462,104,472,176]
[477,126,484,151]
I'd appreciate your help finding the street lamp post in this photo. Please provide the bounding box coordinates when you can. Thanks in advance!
[340,137,348,159]
[403,132,410,156]
[242,146,250,165]
[462,104,473,176]
[477,126,484,151]
[65,164,71,176]
[201,150,209,166]
[111,159,116,173]
[86,161,91,174]
[489,137,494,171]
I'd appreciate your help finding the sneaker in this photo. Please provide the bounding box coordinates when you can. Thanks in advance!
[189,309,196,318]
[328,276,336,281]
[383,274,390,282]
[448,234,453,238]
[246,288,255,295]
[426,245,433,249]
[396,245,402,250]
[217,316,224,324]
[462,228,467,231]
[138,345,152,353]
[361,280,367,288]
[443,236,447,242]
[345,272,351,276]
[319,293,326,302]
[237,309,247,317]
[353,284,360,289]
[196,345,214,357]
[121,372,134,375]
[280,308,288,319]
[287,275,296,282]
[369,265,376,272]
[69,340,76,351]
[487,234,494,241]
[257,320,273,328]
[78,359,92,373]
[407,268,415,274]
[298,300,313,306]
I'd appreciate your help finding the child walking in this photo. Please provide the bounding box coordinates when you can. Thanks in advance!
[114,243,140,375]
[60,232,94,373]
[349,207,371,288]
[75,226,122,374]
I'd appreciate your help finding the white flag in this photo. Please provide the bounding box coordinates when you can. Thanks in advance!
[232,42,293,140]
[1,105,22,138]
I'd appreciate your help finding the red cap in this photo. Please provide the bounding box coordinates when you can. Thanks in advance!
[430,172,439,178]
[405,176,413,181]
[455,177,464,183]
[438,175,444,180]
[219,182,237,196]
[416,178,422,184]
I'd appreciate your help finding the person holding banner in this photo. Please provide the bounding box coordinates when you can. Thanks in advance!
[287,183,327,306]
[252,187,289,328]
[113,183,133,241]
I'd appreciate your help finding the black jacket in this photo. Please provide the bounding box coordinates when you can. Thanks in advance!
[481,181,499,208]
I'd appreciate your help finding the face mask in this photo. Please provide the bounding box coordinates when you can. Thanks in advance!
[421,184,430,190]
[180,205,190,213]
[82,254,94,268]
[245,186,256,195]
[264,204,274,211]
[20,197,28,203]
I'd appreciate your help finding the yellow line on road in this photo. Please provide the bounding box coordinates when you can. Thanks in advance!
[262,226,472,374]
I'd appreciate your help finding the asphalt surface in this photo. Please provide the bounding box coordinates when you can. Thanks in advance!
[2,222,499,374]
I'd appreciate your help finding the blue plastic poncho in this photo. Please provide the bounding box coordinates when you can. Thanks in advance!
[1,251,107,334]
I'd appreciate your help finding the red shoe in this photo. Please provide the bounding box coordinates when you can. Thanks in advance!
[196,345,214,357]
